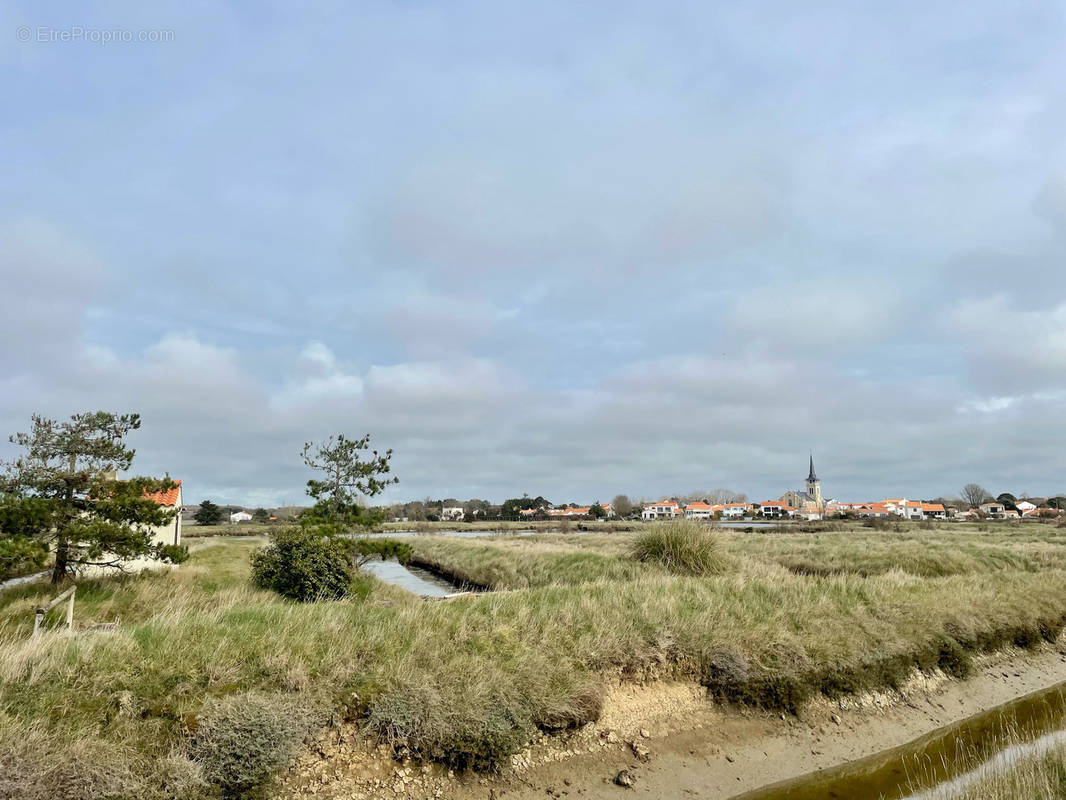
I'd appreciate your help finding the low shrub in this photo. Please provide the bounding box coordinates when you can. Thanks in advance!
[186,692,323,798]
[0,536,48,581]
[536,682,604,731]
[364,686,535,771]
[629,520,723,575]
[250,528,353,602]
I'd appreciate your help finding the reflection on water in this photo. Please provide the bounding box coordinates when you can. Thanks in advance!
[905,728,1066,799]
[360,559,464,597]
[734,682,1066,800]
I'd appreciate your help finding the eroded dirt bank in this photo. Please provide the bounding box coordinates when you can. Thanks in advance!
[279,641,1066,800]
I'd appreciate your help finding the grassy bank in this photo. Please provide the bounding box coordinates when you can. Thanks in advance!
[2,524,1066,798]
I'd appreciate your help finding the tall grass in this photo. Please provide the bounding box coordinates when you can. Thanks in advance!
[1,527,1065,797]
[629,520,724,575]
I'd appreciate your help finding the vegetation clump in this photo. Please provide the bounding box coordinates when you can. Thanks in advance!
[629,520,724,575]
[186,692,323,798]
[250,528,354,601]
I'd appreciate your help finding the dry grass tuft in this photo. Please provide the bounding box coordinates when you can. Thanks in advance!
[629,520,725,575]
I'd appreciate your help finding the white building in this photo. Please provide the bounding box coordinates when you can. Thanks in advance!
[642,501,681,520]
[229,511,253,523]
[441,506,465,521]
[683,502,714,519]
[146,480,183,547]
[717,503,750,519]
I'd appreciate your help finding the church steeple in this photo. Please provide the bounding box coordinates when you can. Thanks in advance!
[806,454,823,509]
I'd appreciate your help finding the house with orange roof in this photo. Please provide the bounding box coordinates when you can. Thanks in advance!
[642,501,681,520]
[144,479,183,548]
[683,501,714,519]
[856,502,892,519]
[758,501,794,518]
[719,502,751,519]
[921,502,946,519]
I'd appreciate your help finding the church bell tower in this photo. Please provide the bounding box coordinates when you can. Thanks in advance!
[806,454,823,509]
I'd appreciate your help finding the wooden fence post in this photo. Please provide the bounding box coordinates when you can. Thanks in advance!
[31,585,77,638]
[65,586,76,631]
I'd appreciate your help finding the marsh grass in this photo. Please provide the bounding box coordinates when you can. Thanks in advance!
[629,520,725,575]
[1,528,1066,797]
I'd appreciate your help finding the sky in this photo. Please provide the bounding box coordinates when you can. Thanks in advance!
[1,1,1064,507]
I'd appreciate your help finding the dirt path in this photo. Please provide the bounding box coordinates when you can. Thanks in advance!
[280,642,1066,800]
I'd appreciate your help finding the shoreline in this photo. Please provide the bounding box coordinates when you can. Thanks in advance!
[279,639,1066,800]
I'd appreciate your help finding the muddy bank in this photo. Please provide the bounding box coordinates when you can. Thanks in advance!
[493,641,1066,800]
[278,640,1066,800]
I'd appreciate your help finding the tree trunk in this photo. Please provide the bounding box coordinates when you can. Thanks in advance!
[51,537,68,584]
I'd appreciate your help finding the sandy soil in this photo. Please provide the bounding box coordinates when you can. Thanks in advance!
[278,641,1066,800]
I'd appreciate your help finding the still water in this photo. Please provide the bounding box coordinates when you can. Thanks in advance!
[734,681,1066,800]
[359,559,467,597]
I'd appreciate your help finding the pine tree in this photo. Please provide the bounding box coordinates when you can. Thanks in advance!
[194,500,225,526]
[0,411,184,583]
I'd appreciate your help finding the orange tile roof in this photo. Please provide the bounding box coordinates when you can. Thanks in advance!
[685,502,712,510]
[921,503,945,512]
[144,479,181,506]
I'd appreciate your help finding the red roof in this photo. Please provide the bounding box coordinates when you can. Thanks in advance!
[145,480,181,507]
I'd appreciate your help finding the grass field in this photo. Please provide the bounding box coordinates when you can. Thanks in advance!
[1,521,1065,799]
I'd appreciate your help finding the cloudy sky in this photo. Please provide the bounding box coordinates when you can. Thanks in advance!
[2,2,1064,507]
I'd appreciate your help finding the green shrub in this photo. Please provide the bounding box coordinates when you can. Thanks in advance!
[629,520,723,575]
[0,536,48,581]
[250,528,353,602]
[186,692,322,798]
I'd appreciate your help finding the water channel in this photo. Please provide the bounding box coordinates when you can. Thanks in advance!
[734,680,1066,800]
[359,559,467,597]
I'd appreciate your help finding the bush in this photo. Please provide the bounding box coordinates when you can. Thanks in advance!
[629,520,723,575]
[186,693,322,798]
[251,528,353,602]
[364,686,535,771]
[0,536,48,581]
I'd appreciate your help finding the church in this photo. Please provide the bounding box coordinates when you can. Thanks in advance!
[779,455,824,516]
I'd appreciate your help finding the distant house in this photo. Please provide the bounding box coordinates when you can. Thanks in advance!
[921,502,946,519]
[144,480,183,547]
[441,506,465,521]
[683,501,714,519]
[883,498,925,520]
[642,501,681,520]
[229,511,253,523]
[978,502,1006,517]
[1016,501,1037,513]
[759,501,794,518]
[81,479,183,577]
[718,502,750,519]
[547,506,591,517]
